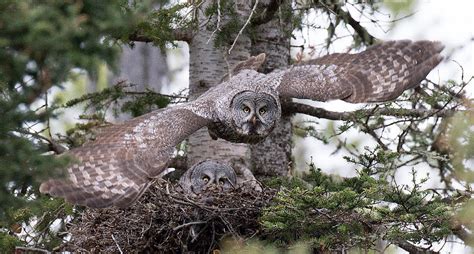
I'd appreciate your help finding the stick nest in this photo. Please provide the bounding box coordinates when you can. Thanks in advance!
[61,181,276,253]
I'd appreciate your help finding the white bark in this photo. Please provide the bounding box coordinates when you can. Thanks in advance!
[187,0,253,172]
[187,0,292,177]
[115,42,168,92]
[250,3,292,176]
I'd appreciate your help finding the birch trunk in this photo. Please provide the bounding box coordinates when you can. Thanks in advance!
[187,0,253,171]
[115,42,168,92]
[250,8,292,177]
[187,0,292,177]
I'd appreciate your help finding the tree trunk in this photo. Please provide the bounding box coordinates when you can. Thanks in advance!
[111,42,168,120]
[250,5,292,177]
[187,0,292,177]
[186,0,253,172]
[115,42,168,92]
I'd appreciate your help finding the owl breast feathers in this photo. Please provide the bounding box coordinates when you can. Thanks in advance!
[40,40,444,208]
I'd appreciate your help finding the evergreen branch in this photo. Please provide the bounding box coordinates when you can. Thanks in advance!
[16,128,67,154]
[123,90,188,100]
[318,2,377,45]
[128,28,193,43]
[64,84,186,108]
[24,67,53,105]
[285,102,462,121]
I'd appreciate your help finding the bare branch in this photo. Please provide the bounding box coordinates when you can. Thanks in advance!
[207,0,222,44]
[228,0,259,54]
[392,240,439,254]
[16,128,67,154]
[173,221,207,231]
[15,247,50,254]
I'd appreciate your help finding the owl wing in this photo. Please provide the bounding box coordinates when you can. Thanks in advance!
[40,105,210,208]
[274,40,444,103]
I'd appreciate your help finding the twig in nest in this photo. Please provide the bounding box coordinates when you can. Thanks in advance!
[173,221,207,231]
[111,234,124,254]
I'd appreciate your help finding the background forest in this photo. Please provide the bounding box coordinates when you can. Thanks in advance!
[1,0,474,253]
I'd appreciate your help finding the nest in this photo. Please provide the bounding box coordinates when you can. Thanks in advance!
[61,181,276,253]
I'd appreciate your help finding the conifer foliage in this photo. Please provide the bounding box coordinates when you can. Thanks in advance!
[1,0,474,252]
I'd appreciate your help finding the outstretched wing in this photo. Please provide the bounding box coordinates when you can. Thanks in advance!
[274,40,444,103]
[40,105,210,208]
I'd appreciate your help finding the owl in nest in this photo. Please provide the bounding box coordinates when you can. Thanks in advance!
[40,40,444,208]
[178,160,261,195]
[178,160,237,195]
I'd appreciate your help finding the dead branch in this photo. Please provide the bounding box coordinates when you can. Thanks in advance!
[228,0,259,54]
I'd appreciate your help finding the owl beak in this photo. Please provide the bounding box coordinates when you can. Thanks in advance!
[251,115,257,125]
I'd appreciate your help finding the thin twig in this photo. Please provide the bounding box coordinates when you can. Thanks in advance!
[15,247,50,253]
[228,0,259,54]
[173,221,207,231]
[111,234,124,254]
[207,0,222,44]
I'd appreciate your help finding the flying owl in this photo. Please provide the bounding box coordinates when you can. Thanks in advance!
[178,160,237,195]
[40,40,444,208]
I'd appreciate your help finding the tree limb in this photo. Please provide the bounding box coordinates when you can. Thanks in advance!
[284,102,461,121]
[15,247,50,254]
[128,28,193,43]
[319,2,377,45]
[392,240,438,254]
[451,220,474,245]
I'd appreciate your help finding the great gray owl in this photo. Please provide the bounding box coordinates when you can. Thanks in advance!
[40,40,444,208]
[178,160,237,195]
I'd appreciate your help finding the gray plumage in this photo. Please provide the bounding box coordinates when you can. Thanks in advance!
[179,160,237,195]
[40,40,444,208]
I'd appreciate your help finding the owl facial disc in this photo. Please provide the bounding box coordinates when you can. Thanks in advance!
[230,91,279,141]
[186,160,237,194]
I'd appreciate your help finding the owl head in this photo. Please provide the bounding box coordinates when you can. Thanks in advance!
[180,160,237,194]
[228,90,280,143]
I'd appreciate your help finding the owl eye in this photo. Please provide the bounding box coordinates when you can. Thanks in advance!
[259,107,267,115]
[202,176,210,183]
[218,178,227,185]
[242,106,251,113]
